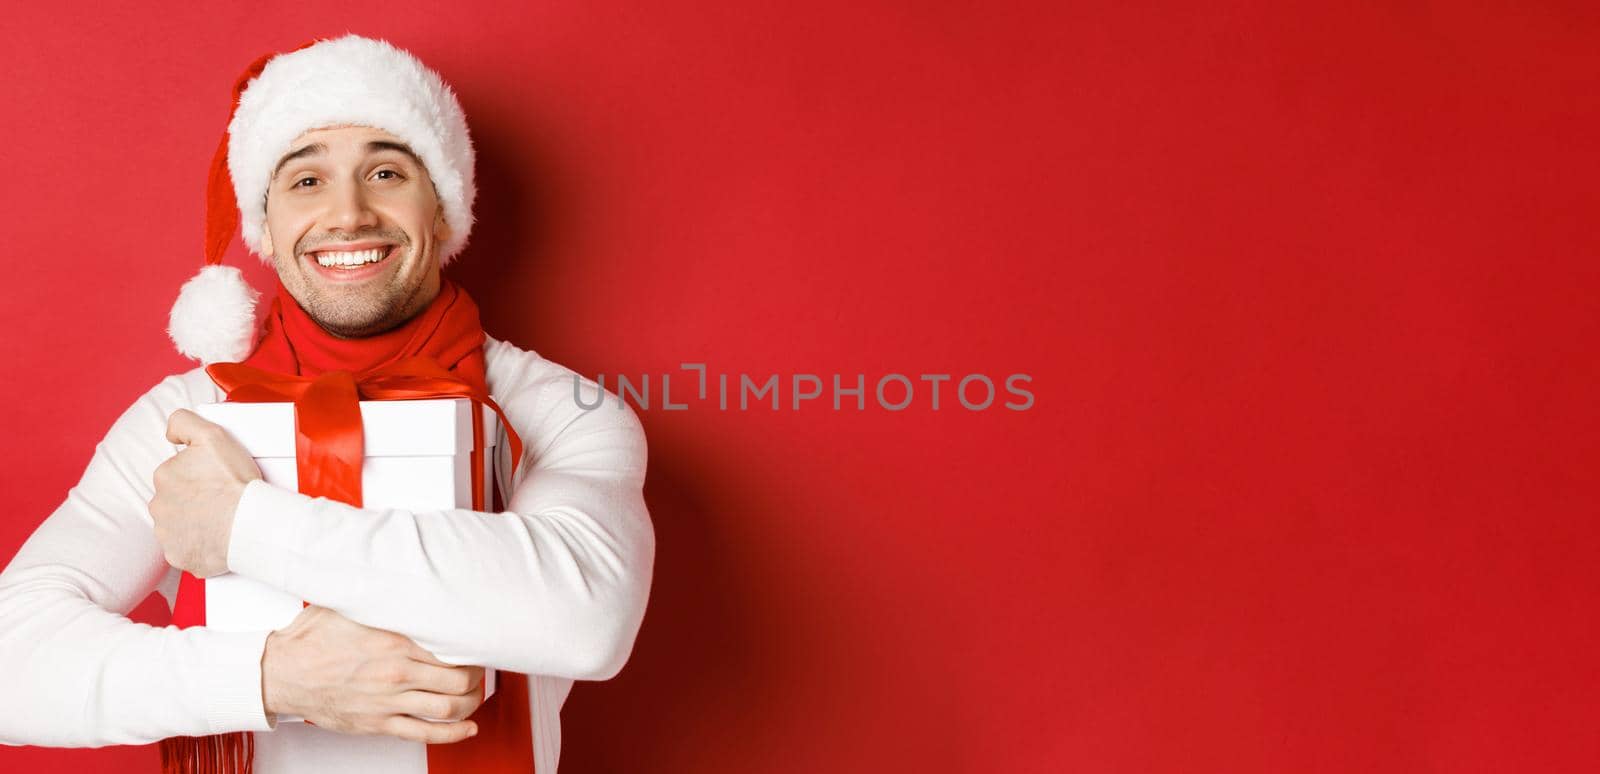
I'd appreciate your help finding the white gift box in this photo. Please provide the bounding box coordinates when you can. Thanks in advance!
[193,398,499,715]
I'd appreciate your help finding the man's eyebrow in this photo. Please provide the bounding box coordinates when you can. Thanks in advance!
[272,142,327,181]
[270,140,424,181]
[365,140,423,167]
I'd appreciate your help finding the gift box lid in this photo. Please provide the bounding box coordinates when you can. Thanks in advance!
[194,398,497,458]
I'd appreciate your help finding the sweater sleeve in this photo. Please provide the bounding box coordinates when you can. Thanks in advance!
[0,372,274,748]
[224,341,655,682]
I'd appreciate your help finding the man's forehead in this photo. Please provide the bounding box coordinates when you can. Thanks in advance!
[271,126,423,179]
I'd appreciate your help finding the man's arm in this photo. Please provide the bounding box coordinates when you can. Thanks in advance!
[221,347,655,681]
[0,374,274,747]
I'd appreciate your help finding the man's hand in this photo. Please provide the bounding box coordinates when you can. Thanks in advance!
[262,606,484,743]
[151,409,262,577]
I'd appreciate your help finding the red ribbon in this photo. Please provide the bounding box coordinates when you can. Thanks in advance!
[205,356,525,506]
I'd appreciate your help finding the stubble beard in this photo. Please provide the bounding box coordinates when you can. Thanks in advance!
[280,244,430,339]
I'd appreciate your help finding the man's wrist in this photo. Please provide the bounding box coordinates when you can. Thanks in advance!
[261,629,280,726]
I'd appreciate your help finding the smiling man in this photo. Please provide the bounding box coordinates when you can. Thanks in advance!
[266,127,447,338]
[0,35,654,774]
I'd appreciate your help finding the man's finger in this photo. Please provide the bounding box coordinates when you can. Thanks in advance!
[396,688,482,722]
[405,641,454,667]
[404,642,488,692]
[164,408,216,447]
[402,661,482,696]
[381,715,478,744]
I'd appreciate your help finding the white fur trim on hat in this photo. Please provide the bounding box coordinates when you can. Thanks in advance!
[168,265,261,364]
[227,34,477,264]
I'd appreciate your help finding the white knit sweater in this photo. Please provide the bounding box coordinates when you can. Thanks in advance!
[0,336,655,773]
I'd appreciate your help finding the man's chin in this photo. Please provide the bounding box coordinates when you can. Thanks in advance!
[307,309,397,339]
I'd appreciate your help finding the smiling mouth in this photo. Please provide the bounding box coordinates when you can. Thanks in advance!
[309,244,398,269]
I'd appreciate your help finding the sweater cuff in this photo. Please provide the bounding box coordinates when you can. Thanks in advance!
[197,628,275,734]
[227,478,315,592]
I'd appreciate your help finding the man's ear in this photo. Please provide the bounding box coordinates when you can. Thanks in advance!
[260,227,274,259]
[435,205,452,244]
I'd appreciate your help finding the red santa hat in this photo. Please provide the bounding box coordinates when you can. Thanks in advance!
[168,34,478,363]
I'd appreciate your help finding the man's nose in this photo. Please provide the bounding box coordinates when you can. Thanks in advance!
[326,178,380,232]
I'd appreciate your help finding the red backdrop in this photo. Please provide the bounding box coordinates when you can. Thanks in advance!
[2,2,1597,772]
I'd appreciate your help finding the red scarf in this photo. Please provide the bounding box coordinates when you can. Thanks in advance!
[159,277,536,774]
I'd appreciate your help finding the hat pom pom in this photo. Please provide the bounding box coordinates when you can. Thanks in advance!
[168,265,261,363]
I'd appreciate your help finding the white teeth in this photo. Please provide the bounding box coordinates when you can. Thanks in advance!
[314,247,389,268]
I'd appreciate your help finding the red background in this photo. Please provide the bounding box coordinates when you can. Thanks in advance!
[3,2,1597,772]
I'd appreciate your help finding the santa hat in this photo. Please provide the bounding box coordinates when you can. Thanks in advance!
[168,34,478,363]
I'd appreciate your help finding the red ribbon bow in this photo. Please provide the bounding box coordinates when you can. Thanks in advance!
[205,356,525,507]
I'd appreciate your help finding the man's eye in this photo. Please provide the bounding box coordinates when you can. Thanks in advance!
[375,169,402,180]
[293,177,318,188]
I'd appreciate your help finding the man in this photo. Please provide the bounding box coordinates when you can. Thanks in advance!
[0,34,654,774]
